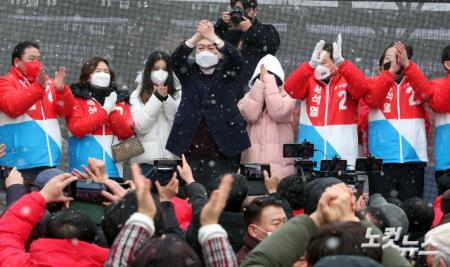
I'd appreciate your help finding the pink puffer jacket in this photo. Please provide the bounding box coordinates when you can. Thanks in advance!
[238,74,296,179]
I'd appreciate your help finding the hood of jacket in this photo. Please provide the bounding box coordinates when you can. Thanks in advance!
[249,54,285,88]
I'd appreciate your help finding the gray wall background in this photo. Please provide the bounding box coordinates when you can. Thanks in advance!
[0,0,449,172]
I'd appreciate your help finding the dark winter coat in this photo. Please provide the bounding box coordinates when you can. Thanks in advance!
[166,41,251,157]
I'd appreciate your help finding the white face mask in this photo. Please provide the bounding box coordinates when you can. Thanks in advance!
[252,224,272,240]
[151,69,169,85]
[195,51,219,69]
[314,65,331,81]
[90,72,111,88]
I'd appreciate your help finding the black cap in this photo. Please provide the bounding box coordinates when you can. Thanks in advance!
[230,0,257,9]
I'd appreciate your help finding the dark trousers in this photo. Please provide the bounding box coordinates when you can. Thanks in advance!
[368,162,425,201]
[189,156,240,193]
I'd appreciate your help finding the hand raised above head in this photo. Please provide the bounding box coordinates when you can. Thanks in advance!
[200,174,233,226]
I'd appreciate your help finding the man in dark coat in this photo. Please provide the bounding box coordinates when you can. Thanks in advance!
[214,0,280,91]
[166,20,251,191]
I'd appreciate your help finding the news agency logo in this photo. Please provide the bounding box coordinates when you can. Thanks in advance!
[361,227,437,257]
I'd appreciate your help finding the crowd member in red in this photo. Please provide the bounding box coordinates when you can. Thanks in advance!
[0,173,109,266]
[66,57,135,180]
[362,42,431,201]
[0,41,74,181]
[284,34,370,171]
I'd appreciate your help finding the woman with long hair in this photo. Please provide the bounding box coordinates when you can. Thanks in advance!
[130,51,181,175]
[66,57,135,180]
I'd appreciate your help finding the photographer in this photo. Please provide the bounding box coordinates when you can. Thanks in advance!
[214,0,280,91]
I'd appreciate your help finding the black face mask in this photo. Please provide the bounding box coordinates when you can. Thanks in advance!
[383,61,404,76]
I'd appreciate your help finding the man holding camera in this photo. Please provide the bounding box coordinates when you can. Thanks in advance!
[214,0,280,92]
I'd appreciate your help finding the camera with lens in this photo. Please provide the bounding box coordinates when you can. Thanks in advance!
[145,159,182,186]
[283,141,316,181]
[229,7,245,25]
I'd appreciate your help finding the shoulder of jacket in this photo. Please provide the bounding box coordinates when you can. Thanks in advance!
[70,83,91,99]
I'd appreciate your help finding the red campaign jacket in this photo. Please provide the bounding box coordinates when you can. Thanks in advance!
[0,192,109,266]
[66,96,134,139]
[66,85,135,177]
[362,62,429,164]
[427,74,450,113]
[284,60,369,168]
[0,67,75,169]
[285,60,369,126]
[0,67,74,119]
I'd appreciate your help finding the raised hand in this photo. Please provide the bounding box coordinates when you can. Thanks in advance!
[132,164,157,219]
[103,91,117,115]
[200,174,233,226]
[101,179,129,206]
[54,66,66,91]
[177,154,195,185]
[394,41,410,68]
[238,15,252,32]
[197,20,216,41]
[39,173,77,203]
[155,173,179,202]
[263,169,279,194]
[154,84,168,98]
[36,67,47,89]
[310,183,359,227]
[333,33,344,65]
[310,40,326,68]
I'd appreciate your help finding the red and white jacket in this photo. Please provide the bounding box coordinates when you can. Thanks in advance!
[0,67,74,169]
[426,74,450,171]
[66,83,135,178]
[362,62,429,164]
[285,60,370,169]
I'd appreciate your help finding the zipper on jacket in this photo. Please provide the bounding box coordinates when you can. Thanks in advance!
[40,99,54,166]
[102,124,106,163]
[323,79,331,159]
[22,77,53,166]
[396,81,403,163]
